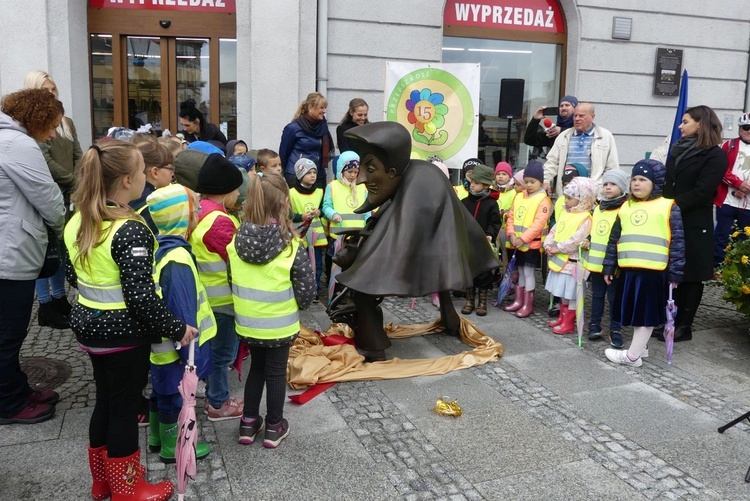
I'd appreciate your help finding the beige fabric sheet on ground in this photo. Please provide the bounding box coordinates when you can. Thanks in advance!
[287,317,505,390]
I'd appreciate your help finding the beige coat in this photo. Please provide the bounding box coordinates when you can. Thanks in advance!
[543,125,619,195]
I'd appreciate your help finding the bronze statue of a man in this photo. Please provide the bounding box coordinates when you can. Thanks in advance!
[330,122,499,361]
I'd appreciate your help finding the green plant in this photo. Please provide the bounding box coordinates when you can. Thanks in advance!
[719,226,750,316]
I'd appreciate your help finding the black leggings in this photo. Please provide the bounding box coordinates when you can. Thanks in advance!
[89,345,150,457]
[243,343,290,425]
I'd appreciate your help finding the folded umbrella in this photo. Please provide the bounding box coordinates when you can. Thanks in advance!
[176,339,199,501]
[664,283,678,364]
[575,244,586,348]
[494,251,517,307]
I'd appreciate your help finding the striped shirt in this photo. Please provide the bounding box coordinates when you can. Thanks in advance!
[565,126,595,174]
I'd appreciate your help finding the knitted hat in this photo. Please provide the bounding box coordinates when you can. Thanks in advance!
[513,169,525,186]
[228,154,256,172]
[560,95,579,108]
[494,161,512,177]
[602,169,629,195]
[195,153,243,195]
[562,162,588,185]
[187,141,224,156]
[631,159,666,193]
[337,151,360,173]
[461,158,482,178]
[468,164,495,186]
[523,160,545,183]
[295,158,318,180]
[146,184,192,237]
[431,161,450,178]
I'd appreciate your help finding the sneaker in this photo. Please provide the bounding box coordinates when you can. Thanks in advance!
[609,331,624,349]
[28,389,59,406]
[605,348,642,367]
[0,402,55,425]
[238,416,263,445]
[207,398,244,422]
[642,345,649,358]
[196,380,207,399]
[547,303,560,318]
[263,418,290,448]
[588,325,602,341]
[312,294,320,304]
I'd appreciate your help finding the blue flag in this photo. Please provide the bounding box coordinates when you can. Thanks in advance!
[667,70,689,163]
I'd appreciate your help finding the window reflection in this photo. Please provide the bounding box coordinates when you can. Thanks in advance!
[90,34,114,141]
[442,36,562,168]
[176,38,210,132]
[220,38,237,140]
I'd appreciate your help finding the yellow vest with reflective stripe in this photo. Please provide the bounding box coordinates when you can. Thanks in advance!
[328,181,367,239]
[497,190,515,213]
[584,206,619,273]
[454,184,469,200]
[150,246,218,365]
[511,190,548,251]
[553,196,565,223]
[65,214,158,310]
[228,237,301,340]
[617,197,673,271]
[548,211,591,272]
[504,192,520,248]
[289,188,328,247]
[188,210,238,308]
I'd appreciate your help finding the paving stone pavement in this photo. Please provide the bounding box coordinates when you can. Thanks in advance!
[5,283,750,500]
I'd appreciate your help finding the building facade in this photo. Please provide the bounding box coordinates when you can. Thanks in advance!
[1,0,748,169]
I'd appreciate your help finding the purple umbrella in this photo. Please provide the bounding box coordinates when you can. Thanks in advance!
[664,283,678,364]
[494,251,517,307]
[176,339,199,501]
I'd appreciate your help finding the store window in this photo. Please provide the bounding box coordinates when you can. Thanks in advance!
[443,0,566,168]
[219,38,237,140]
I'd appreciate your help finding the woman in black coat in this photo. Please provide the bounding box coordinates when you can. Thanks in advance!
[662,105,728,341]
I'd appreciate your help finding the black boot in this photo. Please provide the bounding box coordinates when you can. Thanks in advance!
[52,296,72,317]
[673,325,693,342]
[37,301,70,329]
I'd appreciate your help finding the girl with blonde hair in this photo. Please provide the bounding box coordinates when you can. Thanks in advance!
[65,139,196,500]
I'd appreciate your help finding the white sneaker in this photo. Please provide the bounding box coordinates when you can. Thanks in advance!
[641,346,649,358]
[605,348,642,367]
[196,379,207,399]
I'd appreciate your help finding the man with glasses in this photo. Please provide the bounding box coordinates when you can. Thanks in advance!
[713,113,750,267]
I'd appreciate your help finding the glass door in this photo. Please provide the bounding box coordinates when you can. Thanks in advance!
[125,36,165,134]
[174,38,210,134]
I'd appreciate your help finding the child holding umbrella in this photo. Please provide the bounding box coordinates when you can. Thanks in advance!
[543,177,598,334]
[603,159,684,367]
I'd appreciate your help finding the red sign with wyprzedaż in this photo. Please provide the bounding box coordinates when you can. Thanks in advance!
[444,0,565,34]
[88,0,235,14]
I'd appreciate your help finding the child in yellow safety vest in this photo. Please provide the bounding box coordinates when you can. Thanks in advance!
[290,158,327,300]
[189,153,245,421]
[543,177,598,335]
[322,151,370,285]
[145,184,214,464]
[504,160,551,318]
[228,174,315,448]
[455,157,481,200]
[66,140,196,501]
[584,169,629,347]
[494,161,516,252]
[603,160,684,367]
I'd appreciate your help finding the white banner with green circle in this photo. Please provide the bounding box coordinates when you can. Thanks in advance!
[384,62,479,170]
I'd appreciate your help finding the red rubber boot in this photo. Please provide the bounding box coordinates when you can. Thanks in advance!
[552,308,576,335]
[548,303,568,327]
[515,290,535,318]
[87,444,111,501]
[502,286,525,312]
[104,449,174,501]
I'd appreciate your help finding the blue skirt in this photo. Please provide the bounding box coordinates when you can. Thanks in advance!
[613,269,667,327]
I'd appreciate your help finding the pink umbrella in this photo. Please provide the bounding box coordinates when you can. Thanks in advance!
[176,339,199,501]
[664,283,678,364]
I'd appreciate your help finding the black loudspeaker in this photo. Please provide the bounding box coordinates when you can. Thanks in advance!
[498,79,525,119]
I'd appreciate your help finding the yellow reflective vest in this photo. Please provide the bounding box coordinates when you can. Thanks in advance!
[547,210,592,272]
[509,190,549,251]
[228,236,301,340]
[189,210,239,309]
[584,205,619,273]
[454,184,469,200]
[553,196,565,223]
[328,181,367,239]
[150,246,218,365]
[289,187,328,247]
[617,197,673,271]
[65,214,158,310]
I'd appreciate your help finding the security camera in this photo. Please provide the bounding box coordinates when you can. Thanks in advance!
[159,20,171,29]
